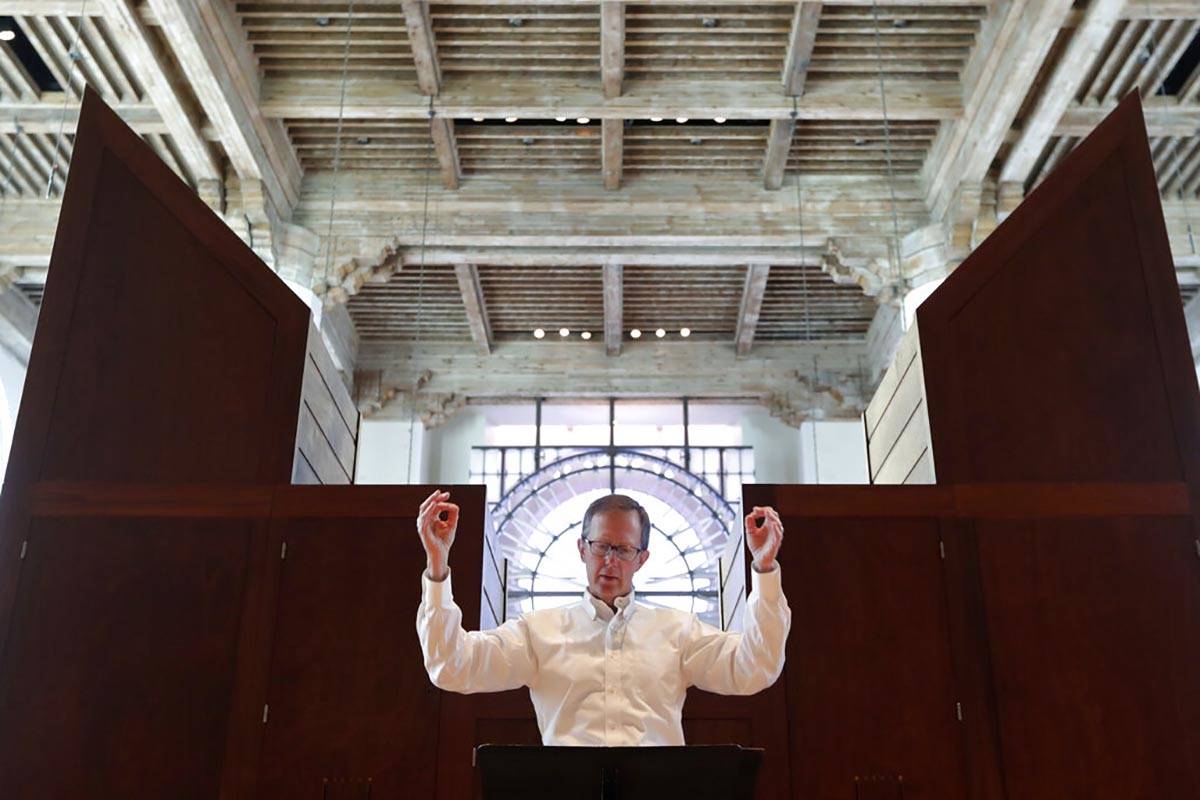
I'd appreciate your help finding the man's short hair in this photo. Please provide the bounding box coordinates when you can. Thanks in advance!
[581,494,651,551]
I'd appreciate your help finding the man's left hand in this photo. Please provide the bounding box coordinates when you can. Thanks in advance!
[745,506,783,572]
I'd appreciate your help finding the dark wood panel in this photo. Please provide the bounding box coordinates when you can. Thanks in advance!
[976,516,1200,799]
[254,516,441,798]
[918,92,1200,489]
[258,485,486,800]
[5,87,309,489]
[780,516,967,799]
[0,515,257,798]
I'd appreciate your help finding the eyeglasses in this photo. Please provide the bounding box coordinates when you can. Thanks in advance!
[582,538,642,562]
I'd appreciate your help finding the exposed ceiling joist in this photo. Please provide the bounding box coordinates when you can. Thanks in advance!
[1001,0,1126,186]
[429,115,462,190]
[259,76,962,122]
[602,118,623,190]
[601,2,625,100]
[783,2,822,97]
[763,117,796,190]
[454,263,492,356]
[146,0,302,214]
[402,0,441,95]
[924,0,1075,221]
[735,265,771,355]
[0,101,165,134]
[97,0,220,186]
[1057,101,1200,137]
[603,263,623,357]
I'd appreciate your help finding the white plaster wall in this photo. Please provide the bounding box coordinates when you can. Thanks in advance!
[423,407,487,485]
[354,417,430,484]
[738,405,802,483]
[0,345,25,481]
[799,419,869,484]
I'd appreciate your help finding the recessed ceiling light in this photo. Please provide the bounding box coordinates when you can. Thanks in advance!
[533,328,545,339]
[690,137,703,145]
[892,18,908,28]
[522,136,535,145]
[472,116,485,122]
[559,327,570,337]
[630,329,642,339]
[508,16,524,27]
[356,136,371,145]
[701,17,718,28]
[854,137,867,146]
[650,116,663,122]
[655,328,666,338]
[505,116,518,123]
[0,30,15,42]
[675,117,689,124]
[577,117,591,124]
[315,16,330,26]
[581,331,592,340]
[714,117,727,124]
[680,327,691,337]
[555,116,567,122]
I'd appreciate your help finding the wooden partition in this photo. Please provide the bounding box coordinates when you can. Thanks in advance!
[743,482,1200,800]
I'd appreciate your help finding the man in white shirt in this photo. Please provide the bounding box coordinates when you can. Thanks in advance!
[416,490,790,746]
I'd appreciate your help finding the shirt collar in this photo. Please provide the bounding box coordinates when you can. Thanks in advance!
[583,587,638,622]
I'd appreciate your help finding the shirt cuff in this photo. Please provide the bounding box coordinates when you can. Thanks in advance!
[423,567,456,608]
[750,563,783,603]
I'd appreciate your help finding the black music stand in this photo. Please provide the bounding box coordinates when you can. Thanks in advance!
[475,745,763,800]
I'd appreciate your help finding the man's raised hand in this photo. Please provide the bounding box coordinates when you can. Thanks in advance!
[745,505,783,573]
[418,489,459,581]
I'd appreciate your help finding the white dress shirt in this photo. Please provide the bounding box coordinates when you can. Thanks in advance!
[416,566,791,746]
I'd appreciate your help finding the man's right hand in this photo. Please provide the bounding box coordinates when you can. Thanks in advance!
[418,489,459,581]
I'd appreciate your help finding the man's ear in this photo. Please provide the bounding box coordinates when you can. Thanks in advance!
[634,549,650,572]
[577,537,587,562]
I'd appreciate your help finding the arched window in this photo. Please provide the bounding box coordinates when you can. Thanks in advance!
[469,401,753,628]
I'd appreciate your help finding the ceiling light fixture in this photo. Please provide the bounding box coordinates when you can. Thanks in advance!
[533,328,545,339]
[472,116,485,122]
[559,327,570,337]
[650,116,663,122]
[555,116,567,122]
[576,117,591,124]
[522,136,535,145]
[655,328,666,338]
[676,117,689,123]
[581,331,592,340]
[356,136,370,145]
[0,30,15,42]
[680,327,691,337]
[630,329,642,339]
[714,117,726,123]
[315,16,330,26]
[505,116,518,123]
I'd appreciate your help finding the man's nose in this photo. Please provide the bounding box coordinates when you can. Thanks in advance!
[601,548,619,564]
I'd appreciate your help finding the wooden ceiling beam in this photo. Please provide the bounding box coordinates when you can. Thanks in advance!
[402,1,461,190]
[402,0,441,95]
[0,101,165,134]
[763,117,796,190]
[602,118,623,190]
[603,263,623,357]
[735,265,771,356]
[97,0,221,185]
[259,76,962,122]
[1056,100,1200,138]
[147,0,302,215]
[601,2,625,100]
[1000,0,1125,187]
[923,0,1074,221]
[782,2,821,97]
[454,263,493,355]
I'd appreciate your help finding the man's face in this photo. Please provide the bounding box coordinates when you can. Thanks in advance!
[577,508,650,605]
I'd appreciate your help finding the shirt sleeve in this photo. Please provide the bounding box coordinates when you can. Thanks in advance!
[679,564,791,695]
[416,568,538,694]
